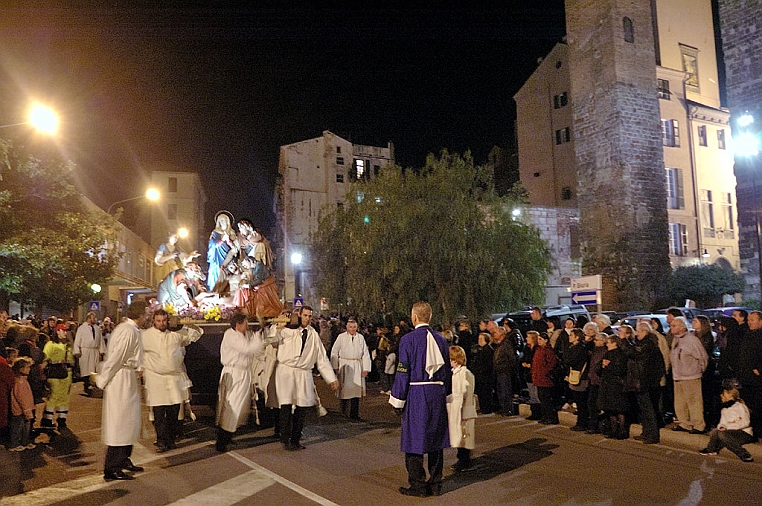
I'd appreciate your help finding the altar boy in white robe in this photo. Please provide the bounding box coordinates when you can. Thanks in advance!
[331,319,371,421]
[274,306,338,451]
[215,313,264,452]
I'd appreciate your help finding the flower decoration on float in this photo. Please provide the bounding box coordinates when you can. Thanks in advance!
[164,303,178,316]
[203,306,222,322]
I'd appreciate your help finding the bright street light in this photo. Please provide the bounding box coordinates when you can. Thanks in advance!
[177,227,189,239]
[735,132,760,157]
[107,188,161,214]
[0,102,60,135]
[291,252,303,265]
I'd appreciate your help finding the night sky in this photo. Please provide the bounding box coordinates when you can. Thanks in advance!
[0,3,567,235]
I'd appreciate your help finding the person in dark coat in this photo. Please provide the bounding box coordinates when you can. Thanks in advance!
[455,320,474,366]
[623,323,665,444]
[492,327,516,416]
[389,302,452,498]
[471,332,495,414]
[737,311,762,441]
[522,332,541,420]
[531,333,558,424]
[597,334,629,439]
[564,328,590,431]
[585,328,608,433]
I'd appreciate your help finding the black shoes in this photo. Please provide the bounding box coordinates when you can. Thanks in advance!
[672,425,690,432]
[398,487,429,497]
[104,470,134,481]
[284,442,306,451]
[570,425,588,432]
[689,428,707,435]
[122,460,144,472]
[741,454,754,462]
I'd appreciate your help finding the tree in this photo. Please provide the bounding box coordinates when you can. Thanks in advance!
[311,150,552,325]
[0,138,121,312]
[665,264,745,309]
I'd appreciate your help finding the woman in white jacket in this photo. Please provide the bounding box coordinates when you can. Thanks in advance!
[447,345,477,471]
[699,387,754,462]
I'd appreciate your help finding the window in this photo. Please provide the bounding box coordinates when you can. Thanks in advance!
[701,189,714,237]
[698,125,707,146]
[374,165,380,177]
[336,156,345,165]
[623,17,634,43]
[337,202,343,208]
[657,79,671,100]
[669,223,688,256]
[561,187,572,200]
[666,167,685,210]
[168,177,178,193]
[680,44,700,91]
[718,129,726,150]
[168,203,177,220]
[661,119,680,147]
[721,192,735,234]
[336,174,344,183]
[354,159,365,179]
[555,127,571,145]
[336,146,341,154]
[553,92,568,109]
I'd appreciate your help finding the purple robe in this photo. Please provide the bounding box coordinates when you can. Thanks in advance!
[390,325,452,454]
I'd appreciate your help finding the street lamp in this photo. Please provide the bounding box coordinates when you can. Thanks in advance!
[0,102,60,135]
[107,188,160,214]
[291,252,303,299]
[177,227,189,239]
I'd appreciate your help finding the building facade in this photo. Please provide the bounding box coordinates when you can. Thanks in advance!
[515,0,739,308]
[149,169,207,285]
[275,130,394,308]
[717,0,762,300]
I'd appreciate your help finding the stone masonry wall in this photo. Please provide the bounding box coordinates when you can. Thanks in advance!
[565,0,671,310]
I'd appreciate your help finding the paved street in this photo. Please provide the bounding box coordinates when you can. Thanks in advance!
[2,378,762,505]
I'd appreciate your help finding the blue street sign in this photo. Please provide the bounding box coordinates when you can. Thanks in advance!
[571,291,597,305]
[88,301,101,312]
[293,297,304,308]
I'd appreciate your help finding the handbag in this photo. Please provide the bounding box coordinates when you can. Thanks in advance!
[566,362,586,385]
[45,363,69,380]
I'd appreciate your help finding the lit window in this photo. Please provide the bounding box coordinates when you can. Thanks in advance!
[355,159,365,179]
[680,44,700,91]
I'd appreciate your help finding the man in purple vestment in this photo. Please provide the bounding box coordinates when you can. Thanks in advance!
[389,302,452,497]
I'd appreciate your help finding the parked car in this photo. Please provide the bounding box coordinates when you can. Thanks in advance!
[702,306,754,321]
[614,313,672,334]
[492,304,592,336]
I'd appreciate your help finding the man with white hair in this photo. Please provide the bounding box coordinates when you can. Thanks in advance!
[670,316,708,434]
[595,313,614,335]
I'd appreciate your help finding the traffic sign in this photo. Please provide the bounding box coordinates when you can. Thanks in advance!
[571,291,598,305]
[571,275,602,291]
[293,297,304,309]
[88,300,101,312]
[320,297,329,311]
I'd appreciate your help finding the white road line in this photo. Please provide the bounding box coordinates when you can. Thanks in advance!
[228,451,341,506]
[0,474,109,506]
[165,470,275,505]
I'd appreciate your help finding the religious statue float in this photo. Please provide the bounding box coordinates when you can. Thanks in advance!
[157,211,283,321]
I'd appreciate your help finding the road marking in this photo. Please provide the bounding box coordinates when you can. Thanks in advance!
[0,474,109,506]
[165,470,275,505]
[228,451,340,506]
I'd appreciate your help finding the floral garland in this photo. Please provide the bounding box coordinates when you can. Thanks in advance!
[156,302,240,323]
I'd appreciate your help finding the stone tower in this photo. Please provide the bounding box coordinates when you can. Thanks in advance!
[717,0,762,300]
[565,0,671,310]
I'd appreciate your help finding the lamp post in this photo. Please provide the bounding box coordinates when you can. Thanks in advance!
[735,112,761,298]
[291,251,303,301]
[0,102,60,135]
[107,188,160,215]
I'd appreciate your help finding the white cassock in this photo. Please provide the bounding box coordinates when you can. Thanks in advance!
[95,318,143,446]
[252,342,279,408]
[74,323,106,376]
[330,331,371,399]
[216,328,264,432]
[142,325,203,407]
[275,325,336,407]
[446,365,477,450]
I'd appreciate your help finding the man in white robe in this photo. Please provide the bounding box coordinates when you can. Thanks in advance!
[94,301,147,481]
[215,313,264,452]
[142,309,203,453]
[331,319,371,421]
[274,306,338,450]
[74,312,106,396]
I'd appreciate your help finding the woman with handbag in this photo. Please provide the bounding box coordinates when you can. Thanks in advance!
[565,328,590,431]
[41,324,75,430]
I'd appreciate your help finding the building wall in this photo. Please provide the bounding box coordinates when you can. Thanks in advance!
[150,170,207,284]
[717,0,762,299]
[276,131,394,306]
[565,0,671,310]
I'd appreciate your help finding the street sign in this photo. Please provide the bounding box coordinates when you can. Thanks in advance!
[88,301,101,312]
[320,297,329,311]
[293,297,304,309]
[571,275,602,291]
[570,290,599,305]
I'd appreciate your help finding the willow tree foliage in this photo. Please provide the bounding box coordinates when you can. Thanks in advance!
[0,138,121,311]
[312,150,552,325]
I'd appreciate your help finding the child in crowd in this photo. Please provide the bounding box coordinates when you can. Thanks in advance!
[9,357,36,451]
[699,386,754,462]
[447,345,477,471]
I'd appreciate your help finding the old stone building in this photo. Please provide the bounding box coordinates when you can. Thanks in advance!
[515,0,739,309]
[275,131,394,306]
[717,0,762,300]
